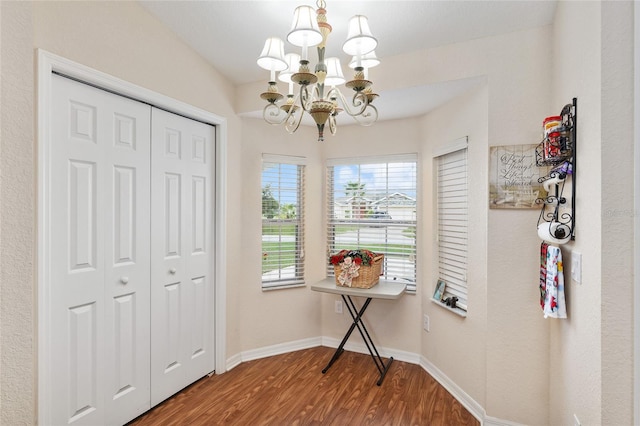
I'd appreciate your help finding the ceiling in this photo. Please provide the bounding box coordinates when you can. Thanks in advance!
[140,0,558,122]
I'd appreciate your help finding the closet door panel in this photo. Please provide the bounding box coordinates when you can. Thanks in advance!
[49,75,151,426]
[151,108,214,406]
[183,125,214,385]
[51,76,106,426]
[104,84,152,426]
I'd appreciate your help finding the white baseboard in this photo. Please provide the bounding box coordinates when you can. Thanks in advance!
[419,355,486,424]
[226,336,322,371]
[225,352,243,371]
[482,415,525,426]
[225,337,518,426]
[320,336,422,365]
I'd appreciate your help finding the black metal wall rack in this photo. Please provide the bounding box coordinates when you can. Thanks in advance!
[535,97,577,241]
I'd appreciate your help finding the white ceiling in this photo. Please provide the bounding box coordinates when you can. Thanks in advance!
[140,0,558,121]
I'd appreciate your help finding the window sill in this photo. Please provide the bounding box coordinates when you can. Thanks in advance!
[262,282,306,291]
[430,298,467,318]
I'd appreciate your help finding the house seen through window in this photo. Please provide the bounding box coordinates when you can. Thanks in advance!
[326,155,418,292]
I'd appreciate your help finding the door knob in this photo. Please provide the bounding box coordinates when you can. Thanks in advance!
[120,276,129,284]
[169,268,177,274]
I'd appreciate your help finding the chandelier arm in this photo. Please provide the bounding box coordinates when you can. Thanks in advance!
[262,103,289,125]
[329,87,369,117]
[298,84,317,112]
[262,91,302,126]
[285,103,305,134]
[328,113,337,135]
[351,103,378,127]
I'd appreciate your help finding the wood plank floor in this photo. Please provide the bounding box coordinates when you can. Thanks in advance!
[128,347,480,426]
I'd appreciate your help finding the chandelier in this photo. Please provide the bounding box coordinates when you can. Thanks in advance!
[257,0,380,142]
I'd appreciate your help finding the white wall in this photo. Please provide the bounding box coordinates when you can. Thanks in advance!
[0,2,35,424]
[387,25,552,423]
[420,83,489,413]
[0,2,636,425]
[549,1,635,425]
[549,2,602,424]
[237,118,324,352]
[599,3,634,423]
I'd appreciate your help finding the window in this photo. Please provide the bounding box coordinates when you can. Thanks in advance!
[436,143,468,310]
[326,155,418,292]
[261,154,306,290]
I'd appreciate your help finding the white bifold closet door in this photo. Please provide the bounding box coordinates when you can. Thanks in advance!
[50,74,152,425]
[48,75,215,425]
[150,108,214,406]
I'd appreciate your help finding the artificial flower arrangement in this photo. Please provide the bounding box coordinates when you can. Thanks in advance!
[329,249,383,288]
[330,249,377,267]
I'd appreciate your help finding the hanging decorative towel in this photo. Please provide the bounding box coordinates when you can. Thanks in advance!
[539,242,567,318]
[539,242,548,308]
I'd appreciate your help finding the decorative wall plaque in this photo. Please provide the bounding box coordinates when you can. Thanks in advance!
[489,144,549,209]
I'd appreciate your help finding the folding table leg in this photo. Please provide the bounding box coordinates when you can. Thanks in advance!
[321,295,394,385]
[321,297,372,374]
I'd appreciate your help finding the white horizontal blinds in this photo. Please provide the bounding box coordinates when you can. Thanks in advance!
[261,154,306,289]
[437,148,468,306]
[326,154,418,292]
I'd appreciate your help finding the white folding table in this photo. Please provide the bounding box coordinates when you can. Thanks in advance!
[311,278,407,386]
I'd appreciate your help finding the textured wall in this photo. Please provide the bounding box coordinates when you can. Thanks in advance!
[549,1,604,421]
[481,28,554,425]
[599,1,635,424]
[1,2,36,424]
[237,118,325,352]
[379,25,553,424]
[420,83,489,409]
[1,1,636,424]
[550,3,604,425]
[550,2,636,424]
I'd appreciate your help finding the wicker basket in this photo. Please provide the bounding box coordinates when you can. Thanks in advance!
[334,254,384,288]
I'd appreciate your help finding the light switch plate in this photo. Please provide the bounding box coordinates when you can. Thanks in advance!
[571,251,582,284]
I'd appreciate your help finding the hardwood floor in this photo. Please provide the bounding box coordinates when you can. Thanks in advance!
[128,347,480,426]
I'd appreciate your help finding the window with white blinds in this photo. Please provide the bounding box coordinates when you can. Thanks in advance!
[261,154,306,290]
[326,154,417,292]
[436,147,468,309]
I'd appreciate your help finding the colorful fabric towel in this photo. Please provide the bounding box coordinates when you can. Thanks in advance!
[539,242,567,319]
[539,242,548,308]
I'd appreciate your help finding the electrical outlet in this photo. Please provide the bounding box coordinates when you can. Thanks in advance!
[573,414,581,426]
[571,251,582,284]
[423,314,430,332]
[334,300,343,314]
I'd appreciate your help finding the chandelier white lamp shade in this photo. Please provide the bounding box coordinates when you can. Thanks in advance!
[257,37,287,76]
[279,53,302,85]
[277,53,302,116]
[324,57,345,86]
[257,0,380,142]
[258,37,288,106]
[287,5,323,56]
[342,15,377,57]
[349,50,380,72]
